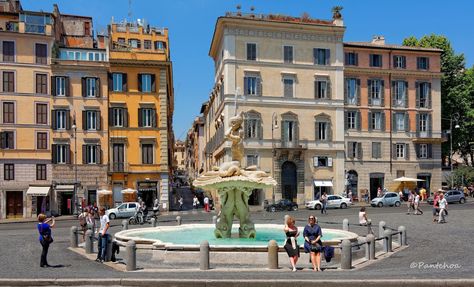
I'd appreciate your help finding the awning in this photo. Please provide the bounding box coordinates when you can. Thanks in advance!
[55,185,75,191]
[27,186,51,196]
[314,180,333,187]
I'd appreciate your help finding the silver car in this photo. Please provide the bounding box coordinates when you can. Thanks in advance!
[105,202,139,219]
[371,192,401,207]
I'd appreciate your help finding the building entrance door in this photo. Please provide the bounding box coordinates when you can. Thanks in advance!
[370,173,385,200]
[281,161,297,202]
[417,173,431,194]
[6,191,23,219]
[60,192,73,215]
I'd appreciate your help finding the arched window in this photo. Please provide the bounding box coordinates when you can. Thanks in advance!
[244,111,262,139]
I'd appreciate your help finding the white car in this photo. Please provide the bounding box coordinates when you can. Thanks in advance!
[305,195,351,210]
[105,202,140,219]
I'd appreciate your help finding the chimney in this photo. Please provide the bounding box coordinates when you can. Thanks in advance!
[371,35,385,45]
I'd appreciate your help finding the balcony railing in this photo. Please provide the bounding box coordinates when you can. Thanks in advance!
[25,24,45,34]
[110,162,129,172]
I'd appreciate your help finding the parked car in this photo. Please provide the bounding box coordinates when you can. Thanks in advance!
[266,199,298,212]
[427,190,466,205]
[105,202,140,219]
[305,195,351,210]
[371,192,401,207]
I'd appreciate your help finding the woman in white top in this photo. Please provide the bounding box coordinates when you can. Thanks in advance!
[359,207,368,225]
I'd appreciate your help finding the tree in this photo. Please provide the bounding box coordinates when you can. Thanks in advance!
[403,34,473,166]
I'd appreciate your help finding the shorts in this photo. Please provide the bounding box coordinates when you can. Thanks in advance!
[432,207,439,216]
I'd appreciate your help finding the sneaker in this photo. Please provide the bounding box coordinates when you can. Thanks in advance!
[292,267,297,272]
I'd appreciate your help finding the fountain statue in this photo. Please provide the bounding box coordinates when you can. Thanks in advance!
[193,112,276,238]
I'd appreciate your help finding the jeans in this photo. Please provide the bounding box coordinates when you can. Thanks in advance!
[321,203,327,214]
[97,233,108,260]
[40,239,50,266]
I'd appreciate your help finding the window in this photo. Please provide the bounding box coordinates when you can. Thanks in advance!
[283,46,293,63]
[245,118,259,139]
[370,111,383,130]
[36,103,48,124]
[246,154,259,167]
[84,144,99,164]
[144,40,152,50]
[36,164,47,180]
[393,81,407,107]
[84,77,98,97]
[372,142,381,159]
[84,110,98,131]
[370,54,382,67]
[314,48,330,65]
[283,78,294,98]
[394,113,408,132]
[346,111,359,130]
[139,74,154,92]
[347,142,362,159]
[314,156,332,167]
[35,43,47,64]
[112,73,127,92]
[2,102,14,123]
[368,79,383,106]
[396,170,405,178]
[4,164,14,180]
[315,79,329,99]
[396,143,405,159]
[3,71,14,92]
[417,57,429,70]
[142,144,154,164]
[393,55,406,69]
[417,82,430,108]
[36,73,47,94]
[0,131,14,149]
[84,22,90,35]
[112,143,124,171]
[418,113,429,132]
[345,78,359,105]
[54,76,66,96]
[36,132,47,149]
[53,144,69,164]
[316,121,330,141]
[128,39,141,49]
[112,108,126,127]
[282,119,297,145]
[2,41,15,62]
[246,43,256,61]
[55,110,67,130]
[345,52,358,66]
[244,76,259,96]
[417,144,430,159]
[154,41,166,50]
[139,108,156,128]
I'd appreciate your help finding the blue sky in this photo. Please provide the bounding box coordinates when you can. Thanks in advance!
[23,0,474,141]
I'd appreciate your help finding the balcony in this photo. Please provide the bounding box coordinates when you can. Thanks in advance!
[110,162,129,173]
[5,22,19,32]
[19,12,52,35]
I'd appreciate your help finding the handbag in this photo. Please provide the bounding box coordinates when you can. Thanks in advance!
[40,224,53,243]
[310,242,322,252]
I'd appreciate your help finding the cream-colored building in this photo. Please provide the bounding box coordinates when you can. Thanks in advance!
[202,12,346,206]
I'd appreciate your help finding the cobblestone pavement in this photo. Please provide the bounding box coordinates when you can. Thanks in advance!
[1,201,473,280]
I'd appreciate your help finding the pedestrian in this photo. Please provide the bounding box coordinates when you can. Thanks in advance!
[283,215,300,272]
[359,207,368,226]
[153,198,160,216]
[86,208,95,234]
[414,193,423,215]
[193,195,200,209]
[37,213,55,267]
[320,192,328,215]
[78,208,88,241]
[96,207,110,263]
[406,191,414,215]
[178,196,184,211]
[204,195,210,212]
[348,190,353,203]
[398,189,404,201]
[438,193,448,224]
[432,192,440,223]
[303,215,323,272]
[377,187,383,198]
[420,186,427,201]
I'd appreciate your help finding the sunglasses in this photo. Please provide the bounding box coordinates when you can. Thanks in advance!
[309,217,315,220]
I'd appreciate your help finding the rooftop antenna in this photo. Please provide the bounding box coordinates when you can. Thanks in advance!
[128,0,133,21]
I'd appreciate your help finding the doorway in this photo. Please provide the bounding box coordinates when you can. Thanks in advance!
[6,191,23,219]
[347,170,358,198]
[59,192,73,215]
[248,189,262,205]
[370,173,385,200]
[281,161,297,202]
[417,173,431,194]
[87,190,97,206]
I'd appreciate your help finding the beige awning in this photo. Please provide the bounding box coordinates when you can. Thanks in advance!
[97,189,112,194]
[314,180,333,187]
[121,188,137,194]
[55,185,75,191]
[27,186,51,196]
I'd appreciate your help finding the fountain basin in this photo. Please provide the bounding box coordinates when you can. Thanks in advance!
[115,224,359,251]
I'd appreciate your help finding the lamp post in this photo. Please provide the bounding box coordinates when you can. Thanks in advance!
[446,114,460,188]
[71,114,78,215]
[271,112,278,204]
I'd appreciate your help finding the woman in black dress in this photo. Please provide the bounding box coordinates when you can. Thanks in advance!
[283,215,300,271]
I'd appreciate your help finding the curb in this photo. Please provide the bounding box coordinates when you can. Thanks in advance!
[1,279,474,287]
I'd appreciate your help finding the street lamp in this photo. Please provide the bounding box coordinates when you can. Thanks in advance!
[444,113,460,188]
[71,113,78,215]
[271,112,278,204]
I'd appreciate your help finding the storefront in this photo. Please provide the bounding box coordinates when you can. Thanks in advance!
[137,181,158,208]
[26,186,51,216]
[54,185,74,215]
[313,180,333,200]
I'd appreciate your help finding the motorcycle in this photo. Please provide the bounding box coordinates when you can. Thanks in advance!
[128,208,158,225]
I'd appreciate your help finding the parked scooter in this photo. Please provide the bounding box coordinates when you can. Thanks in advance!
[128,207,158,225]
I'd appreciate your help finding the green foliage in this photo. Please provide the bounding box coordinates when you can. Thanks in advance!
[403,34,474,166]
[453,166,474,186]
